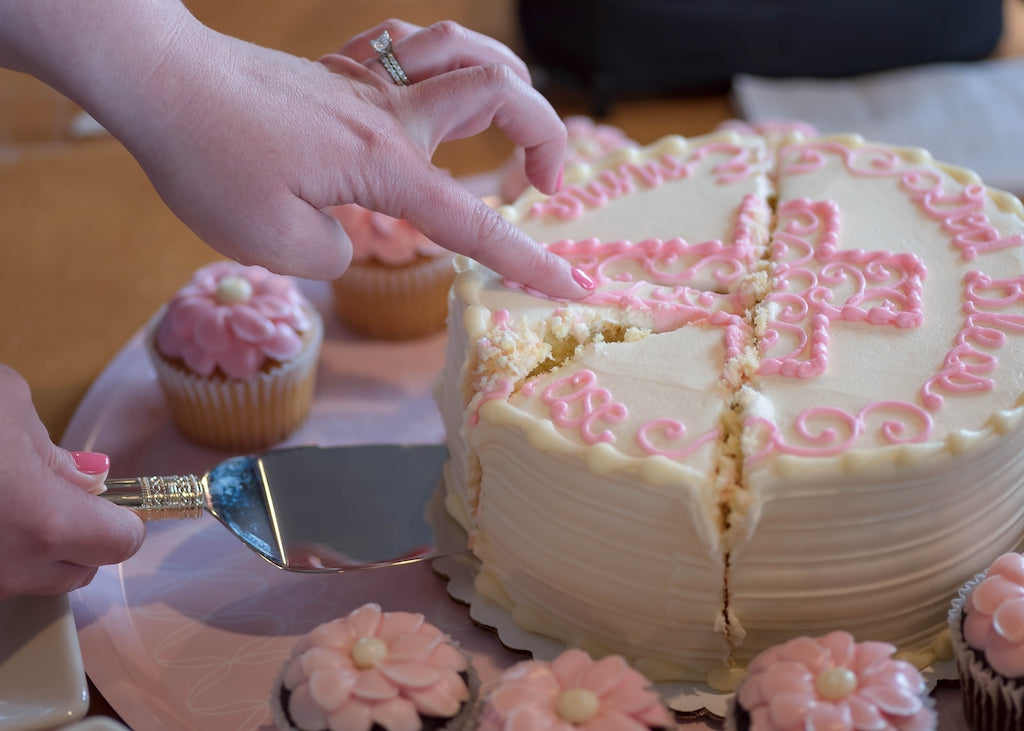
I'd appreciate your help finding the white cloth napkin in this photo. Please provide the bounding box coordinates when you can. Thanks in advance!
[731,57,1024,195]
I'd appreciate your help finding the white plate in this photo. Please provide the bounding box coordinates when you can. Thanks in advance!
[0,594,88,730]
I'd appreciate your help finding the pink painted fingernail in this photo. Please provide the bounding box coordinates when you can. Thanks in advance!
[72,451,110,475]
[555,166,564,193]
[571,267,596,291]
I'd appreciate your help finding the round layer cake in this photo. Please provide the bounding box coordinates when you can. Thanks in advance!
[436,129,1024,688]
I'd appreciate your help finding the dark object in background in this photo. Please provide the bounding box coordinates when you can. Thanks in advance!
[518,0,1005,115]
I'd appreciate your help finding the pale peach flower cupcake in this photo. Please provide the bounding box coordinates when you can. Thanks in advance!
[950,552,1024,731]
[726,630,935,731]
[329,205,455,340]
[476,648,676,730]
[147,261,322,451]
[271,603,475,731]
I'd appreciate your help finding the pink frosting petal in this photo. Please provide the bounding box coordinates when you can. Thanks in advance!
[583,709,648,731]
[167,296,206,339]
[818,631,857,667]
[581,655,629,696]
[992,597,1024,643]
[352,668,399,701]
[598,678,662,715]
[489,679,554,715]
[406,672,469,717]
[903,707,938,731]
[988,552,1024,584]
[309,619,357,651]
[308,667,357,713]
[326,699,373,731]
[369,697,421,731]
[844,694,888,731]
[550,649,593,689]
[780,636,830,672]
[387,632,443,664]
[300,646,350,675]
[374,611,425,644]
[180,341,217,375]
[346,603,384,638]
[377,662,441,689]
[426,642,469,673]
[985,640,1024,679]
[971,575,1024,615]
[252,294,293,320]
[857,684,923,716]
[228,304,276,344]
[768,691,815,728]
[217,342,264,380]
[506,704,565,731]
[192,307,231,353]
[287,683,329,730]
[852,642,901,678]
[805,701,852,731]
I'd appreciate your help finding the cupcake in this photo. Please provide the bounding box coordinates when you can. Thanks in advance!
[726,631,935,731]
[271,603,475,731]
[328,205,455,340]
[497,115,639,203]
[147,261,322,451]
[949,552,1024,731]
[476,648,676,730]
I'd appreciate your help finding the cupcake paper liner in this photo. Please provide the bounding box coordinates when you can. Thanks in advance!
[145,306,323,452]
[949,575,1024,731]
[331,254,455,340]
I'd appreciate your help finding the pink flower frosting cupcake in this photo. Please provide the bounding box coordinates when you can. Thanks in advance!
[498,115,639,203]
[147,261,322,450]
[271,603,474,731]
[726,631,935,731]
[949,552,1024,731]
[475,648,676,731]
[328,205,455,340]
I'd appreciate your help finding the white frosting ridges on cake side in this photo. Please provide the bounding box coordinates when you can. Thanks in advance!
[438,129,1024,686]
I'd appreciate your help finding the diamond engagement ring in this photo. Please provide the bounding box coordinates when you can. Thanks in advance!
[370,30,410,86]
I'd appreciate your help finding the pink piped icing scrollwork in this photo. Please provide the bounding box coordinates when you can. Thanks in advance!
[530,140,766,221]
[759,198,926,379]
[779,141,1024,261]
[278,603,469,731]
[921,271,1024,410]
[477,648,674,731]
[963,552,1024,679]
[745,402,933,461]
[737,631,935,731]
[539,369,721,458]
[155,261,312,380]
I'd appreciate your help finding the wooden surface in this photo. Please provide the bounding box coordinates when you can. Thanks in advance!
[2,0,1021,726]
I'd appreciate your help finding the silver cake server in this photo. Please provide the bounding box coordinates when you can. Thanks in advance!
[101,444,464,572]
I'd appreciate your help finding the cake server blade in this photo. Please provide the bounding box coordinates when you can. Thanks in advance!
[101,444,463,572]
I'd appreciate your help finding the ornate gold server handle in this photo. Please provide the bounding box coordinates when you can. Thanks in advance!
[102,475,205,521]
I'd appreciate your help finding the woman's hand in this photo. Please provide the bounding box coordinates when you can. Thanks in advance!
[0,3,589,298]
[0,366,144,599]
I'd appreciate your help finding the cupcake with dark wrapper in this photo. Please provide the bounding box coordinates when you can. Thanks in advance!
[726,631,935,731]
[147,261,322,451]
[475,648,676,730]
[949,552,1024,731]
[329,205,455,340]
[271,603,475,731]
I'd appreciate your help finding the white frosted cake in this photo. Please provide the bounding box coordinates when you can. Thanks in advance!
[436,129,1024,689]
